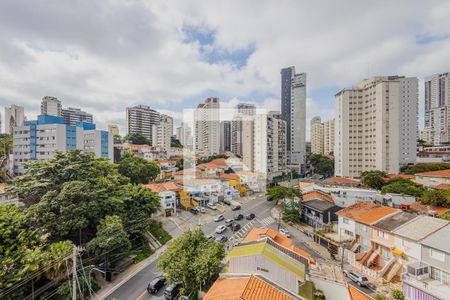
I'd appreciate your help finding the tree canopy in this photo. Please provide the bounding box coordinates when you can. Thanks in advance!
[123,133,150,145]
[157,229,224,295]
[307,153,334,177]
[171,136,183,148]
[360,170,387,190]
[421,189,450,208]
[401,163,450,175]
[381,178,425,197]
[266,185,301,204]
[117,151,160,184]
[282,201,301,223]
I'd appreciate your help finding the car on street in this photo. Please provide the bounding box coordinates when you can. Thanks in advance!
[231,204,241,211]
[215,235,228,242]
[222,199,231,205]
[225,219,234,226]
[245,213,256,220]
[234,213,243,221]
[164,282,182,299]
[199,207,206,213]
[207,203,218,210]
[231,223,241,231]
[147,275,166,294]
[189,207,199,214]
[206,235,215,241]
[214,214,224,222]
[279,228,290,237]
[215,225,227,234]
[343,270,369,287]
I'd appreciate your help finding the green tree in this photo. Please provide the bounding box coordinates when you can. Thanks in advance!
[266,186,301,204]
[282,201,301,223]
[171,136,183,148]
[374,294,386,300]
[123,133,150,145]
[401,163,450,175]
[360,170,387,190]
[381,178,425,197]
[421,189,450,208]
[439,212,450,221]
[392,289,405,300]
[87,215,131,261]
[113,134,122,144]
[307,153,334,177]
[157,229,224,295]
[117,151,160,184]
[176,158,184,170]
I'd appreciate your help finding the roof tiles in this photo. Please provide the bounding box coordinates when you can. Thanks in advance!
[336,202,399,225]
[415,169,450,178]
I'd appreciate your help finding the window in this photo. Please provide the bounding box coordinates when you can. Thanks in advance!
[430,248,445,262]
[343,218,349,224]
[377,231,389,240]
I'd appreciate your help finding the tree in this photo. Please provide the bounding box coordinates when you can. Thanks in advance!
[124,133,150,145]
[392,289,405,300]
[307,153,334,177]
[171,136,183,148]
[266,186,301,205]
[87,215,131,261]
[282,201,301,223]
[374,294,386,300]
[176,158,184,170]
[421,189,450,208]
[360,170,387,190]
[117,151,160,184]
[381,178,425,197]
[439,212,450,221]
[157,229,224,295]
[401,163,450,175]
[113,134,122,144]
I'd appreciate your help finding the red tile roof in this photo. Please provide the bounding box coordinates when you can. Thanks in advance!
[143,182,182,193]
[348,285,373,300]
[384,174,415,182]
[336,202,399,225]
[219,173,240,180]
[303,190,333,203]
[326,177,360,184]
[436,183,450,190]
[409,201,450,216]
[415,169,450,178]
[175,178,219,186]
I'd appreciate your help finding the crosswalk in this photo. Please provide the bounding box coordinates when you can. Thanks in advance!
[257,216,275,228]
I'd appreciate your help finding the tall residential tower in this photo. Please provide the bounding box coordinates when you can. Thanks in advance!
[194,98,220,157]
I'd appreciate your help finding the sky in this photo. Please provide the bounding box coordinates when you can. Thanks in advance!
[1,0,450,139]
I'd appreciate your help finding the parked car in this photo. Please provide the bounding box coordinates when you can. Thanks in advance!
[344,270,369,287]
[231,205,241,211]
[222,199,231,205]
[245,213,256,220]
[207,203,218,210]
[279,228,290,237]
[225,219,234,226]
[164,282,182,299]
[206,235,215,241]
[214,214,224,222]
[199,207,206,213]
[215,235,228,243]
[189,207,199,215]
[234,213,244,221]
[215,225,227,234]
[147,276,166,294]
[231,223,241,232]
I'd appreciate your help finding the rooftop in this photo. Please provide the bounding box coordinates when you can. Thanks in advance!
[143,182,181,193]
[336,202,399,225]
[409,201,450,216]
[303,199,338,212]
[175,178,220,186]
[420,224,450,253]
[436,183,450,190]
[326,177,360,185]
[372,212,417,232]
[415,169,450,178]
[348,285,373,300]
[384,173,415,182]
[303,190,333,203]
[393,215,449,241]
[203,276,294,300]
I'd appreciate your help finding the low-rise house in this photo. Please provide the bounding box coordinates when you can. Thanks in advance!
[116,143,166,161]
[175,178,224,206]
[402,225,450,300]
[302,190,333,203]
[374,193,416,208]
[143,182,182,216]
[415,169,450,187]
[409,201,450,216]
[235,170,263,192]
[301,199,341,230]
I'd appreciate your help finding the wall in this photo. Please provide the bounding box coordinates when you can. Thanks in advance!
[338,216,355,240]
[421,245,450,274]
[394,236,421,262]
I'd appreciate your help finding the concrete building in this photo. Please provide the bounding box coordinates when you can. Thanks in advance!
[323,119,335,156]
[152,114,173,151]
[108,124,120,136]
[41,96,62,116]
[281,67,306,171]
[126,105,160,144]
[310,116,324,155]
[4,105,25,135]
[61,107,93,125]
[424,72,450,145]
[194,97,220,157]
[335,76,418,178]
[220,120,231,152]
[231,103,256,156]
[12,115,112,174]
[419,126,435,145]
[176,122,192,149]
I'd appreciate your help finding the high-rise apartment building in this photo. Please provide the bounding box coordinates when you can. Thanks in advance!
[310,116,324,155]
[12,115,112,174]
[126,105,160,144]
[194,98,220,157]
[323,119,335,156]
[220,121,231,152]
[419,127,435,145]
[61,107,93,125]
[176,123,192,148]
[281,67,306,171]
[108,124,120,136]
[4,105,25,135]
[424,72,450,145]
[231,103,256,156]
[335,76,418,178]
[41,96,62,116]
[152,114,173,151]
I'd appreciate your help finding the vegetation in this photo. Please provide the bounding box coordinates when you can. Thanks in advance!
[56,267,99,299]
[307,153,334,177]
[0,134,13,181]
[266,185,301,204]
[117,151,160,184]
[282,201,301,223]
[171,136,183,148]
[157,229,225,295]
[392,289,405,300]
[401,163,450,175]
[148,220,172,245]
[360,170,387,190]
[439,212,450,221]
[381,178,425,197]
[421,189,450,208]
[123,132,150,145]
[113,134,122,144]
[374,294,386,300]
[197,154,228,164]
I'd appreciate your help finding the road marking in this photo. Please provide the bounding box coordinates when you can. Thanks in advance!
[257,216,275,227]
[135,289,147,300]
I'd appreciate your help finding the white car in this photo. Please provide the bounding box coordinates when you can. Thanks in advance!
[207,203,218,210]
[215,225,227,234]
[199,207,206,213]
[214,214,224,222]
[279,228,290,237]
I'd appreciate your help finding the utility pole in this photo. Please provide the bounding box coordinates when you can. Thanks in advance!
[72,246,77,300]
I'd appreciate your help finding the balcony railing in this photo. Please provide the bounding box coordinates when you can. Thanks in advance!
[402,273,450,300]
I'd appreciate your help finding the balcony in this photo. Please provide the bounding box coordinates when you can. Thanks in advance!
[402,264,450,300]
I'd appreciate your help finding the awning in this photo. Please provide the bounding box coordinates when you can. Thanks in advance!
[391,248,404,256]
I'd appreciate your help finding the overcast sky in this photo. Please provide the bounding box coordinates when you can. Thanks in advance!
[1,0,450,138]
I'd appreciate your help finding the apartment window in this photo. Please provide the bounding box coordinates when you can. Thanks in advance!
[430,248,445,262]
[377,231,389,239]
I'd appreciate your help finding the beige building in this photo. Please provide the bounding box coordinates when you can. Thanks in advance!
[419,126,436,145]
[108,124,120,136]
[323,119,335,155]
[335,76,418,178]
[310,116,324,155]
[194,98,220,157]
[152,114,173,151]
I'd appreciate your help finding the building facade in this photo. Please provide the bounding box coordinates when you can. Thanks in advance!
[220,120,231,152]
[194,97,220,157]
[152,114,173,151]
[335,76,418,178]
[41,96,62,116]
[323,119,335,155]
[281,67,306,171]
[176,122,192,149]
[4,105,25,135]
[231,103,256,156]
[424,72,450,145]
[108,124,120,136]
[310,116,324,155]
[126,105,160,144]
[61,107,93,125]
[12,115,112,174]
